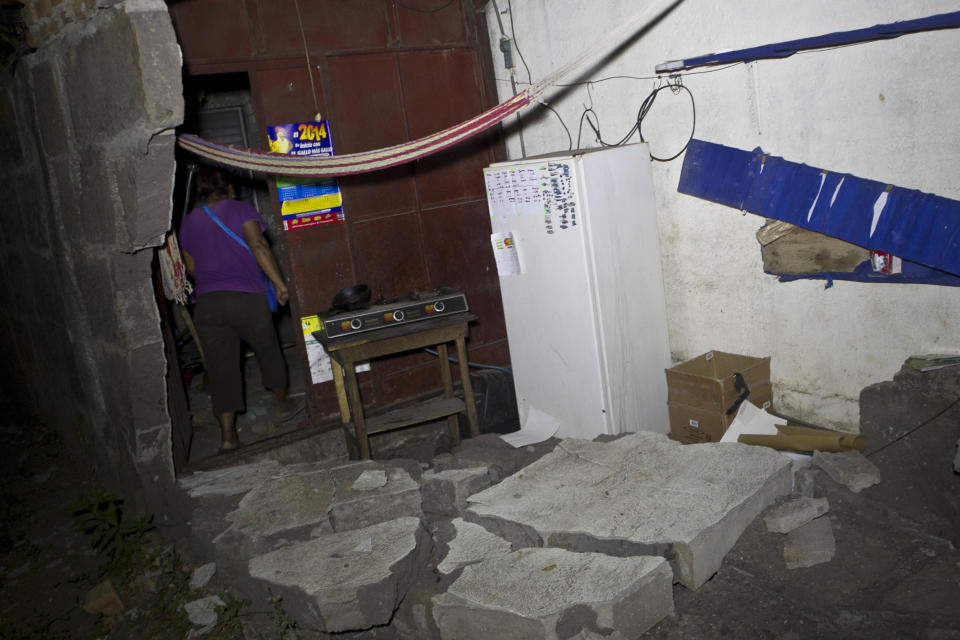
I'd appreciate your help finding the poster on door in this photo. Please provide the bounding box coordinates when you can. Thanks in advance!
[266,120,344,230]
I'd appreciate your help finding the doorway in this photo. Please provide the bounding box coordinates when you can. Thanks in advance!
[162,72,308,469]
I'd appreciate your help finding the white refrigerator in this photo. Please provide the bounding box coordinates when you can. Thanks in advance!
[484,143,670,440]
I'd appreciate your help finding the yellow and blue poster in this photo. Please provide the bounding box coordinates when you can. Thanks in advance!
[266,121,344,230]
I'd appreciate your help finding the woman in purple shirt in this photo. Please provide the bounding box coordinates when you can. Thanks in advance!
[180,168,302,452]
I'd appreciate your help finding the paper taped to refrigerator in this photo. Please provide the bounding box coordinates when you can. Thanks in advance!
[491,231,521,276]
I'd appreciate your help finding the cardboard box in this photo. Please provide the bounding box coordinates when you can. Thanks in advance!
[668,384,773,444]
[665,351,772,444]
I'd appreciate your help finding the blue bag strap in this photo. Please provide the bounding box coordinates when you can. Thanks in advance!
[202,204,251,253]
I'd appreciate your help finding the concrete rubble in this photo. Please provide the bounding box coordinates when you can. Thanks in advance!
[812,450,881,493]
[464,433,792,589]
[179,431,796,637]
[432,547,674,640]
[783,516,836,569]
[764,496,830,534]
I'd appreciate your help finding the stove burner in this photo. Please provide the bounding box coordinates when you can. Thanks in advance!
[317,288,469,338]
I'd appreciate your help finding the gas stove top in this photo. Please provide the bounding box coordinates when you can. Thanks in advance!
[317,287,469,338]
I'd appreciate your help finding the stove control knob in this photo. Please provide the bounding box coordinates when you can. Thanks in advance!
[392,310,405,322]
[434,300,445,312]
[350,318,362,330]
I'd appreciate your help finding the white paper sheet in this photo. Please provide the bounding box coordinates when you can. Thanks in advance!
[301,315,370,384]
[722,400,812,479]
[491,231,522,276]
[499,406,559,447]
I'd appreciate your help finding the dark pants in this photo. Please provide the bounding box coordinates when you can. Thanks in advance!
[194,291,287,415]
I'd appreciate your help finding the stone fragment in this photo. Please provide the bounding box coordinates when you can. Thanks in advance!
[329,467,422,532]
[812,450,881,493]
[248,517,427,633]
[82,579,124,616]
[189,562,217,590]
[793,466,819,498]
[421,467,492,517]
[764,497,830,534]
[178,461,282,498]
[784,517,835,569]
[466,433,792,589]
[226,468,337,537]
[351,469,387,490]
[432,547,673,640]
[438,518,512,575]
[183,595,225,627]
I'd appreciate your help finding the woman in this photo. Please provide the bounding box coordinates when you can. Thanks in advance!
[179,168,302,452]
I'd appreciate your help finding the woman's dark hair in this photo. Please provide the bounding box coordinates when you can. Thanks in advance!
[194,167,234,203]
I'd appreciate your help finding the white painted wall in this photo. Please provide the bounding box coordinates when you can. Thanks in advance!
[483,0,960,430]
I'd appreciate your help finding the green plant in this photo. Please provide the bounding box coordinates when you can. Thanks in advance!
[71,490,155,575]
[270,594,300,640]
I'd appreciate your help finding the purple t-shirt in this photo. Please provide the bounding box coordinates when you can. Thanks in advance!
[179,199,267,296]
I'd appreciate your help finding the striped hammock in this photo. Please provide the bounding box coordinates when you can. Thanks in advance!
[176,0,684,178]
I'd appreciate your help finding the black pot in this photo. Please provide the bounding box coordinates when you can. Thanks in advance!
[330,284,371,312]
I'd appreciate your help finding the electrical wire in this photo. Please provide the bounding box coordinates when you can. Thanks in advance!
[424,348,513,374]
[574,77,695,161]
[393,0,456,13]
[865,396,960,459]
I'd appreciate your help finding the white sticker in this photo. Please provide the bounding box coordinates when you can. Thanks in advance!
[688,419,700,428]
[705,351,714,361]
[762,401,771,409]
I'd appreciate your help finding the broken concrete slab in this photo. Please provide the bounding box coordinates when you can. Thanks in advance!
[183,595,225,627]
[764,497,830,534]
[225,467,338,538]
[421,467,492,517]
[178,460,283,498]
[434,434,559,482]
[328,465,422,532]
[465,432,792,589]
[784,517,835,569]
[248,517,428,633]
[437,518,512,575]
[189,562,216,591]
[812,450,881,493]
[432,547,673,640]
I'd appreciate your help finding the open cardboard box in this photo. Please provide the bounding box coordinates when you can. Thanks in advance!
[666,351,772,444]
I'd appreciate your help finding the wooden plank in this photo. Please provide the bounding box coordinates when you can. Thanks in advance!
[366,397,465,435]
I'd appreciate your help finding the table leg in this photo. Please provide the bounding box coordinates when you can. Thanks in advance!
[343,362,370,460]
[455,336,480,437]
[331,360,359,458]
[437,343,460,444]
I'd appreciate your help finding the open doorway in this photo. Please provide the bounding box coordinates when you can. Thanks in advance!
[162,72,308,468]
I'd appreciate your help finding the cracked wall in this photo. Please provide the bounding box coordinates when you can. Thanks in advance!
[0,0,183,512]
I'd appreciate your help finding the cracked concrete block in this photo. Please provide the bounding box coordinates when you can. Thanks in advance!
[225,468,337,538]
[329,466,422,532]
[812,450,881,493]
[422,467,492,517]
[465,432,791,589]
[437,518,512,575]
[432,547,673,640]
[179,460,283,498]
[248,517,428,633]
[784,516,835,569]
[764,497,830,534]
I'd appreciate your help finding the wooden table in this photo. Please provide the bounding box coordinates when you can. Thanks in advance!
[316,313,480,459]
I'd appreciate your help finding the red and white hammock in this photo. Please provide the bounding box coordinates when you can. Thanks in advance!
[176,0,683,178]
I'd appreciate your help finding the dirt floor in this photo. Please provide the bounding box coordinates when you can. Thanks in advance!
[1,369,959,639]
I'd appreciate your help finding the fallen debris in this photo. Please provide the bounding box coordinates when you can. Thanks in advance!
[784,516,835,569]
[812,450,881,493]
[764,497,830,534]
[437,517,512,575]
[82,579,124,616]
[432,547,673,640]
[421,467,492,517]
[247,517,428,633]
[465,432,791,589]
[189,562,216,590]
[183,595,225,627]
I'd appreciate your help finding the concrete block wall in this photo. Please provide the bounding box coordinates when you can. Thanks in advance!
[0,0,183,512]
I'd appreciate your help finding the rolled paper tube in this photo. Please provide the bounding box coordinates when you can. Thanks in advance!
[737,433,867,452]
